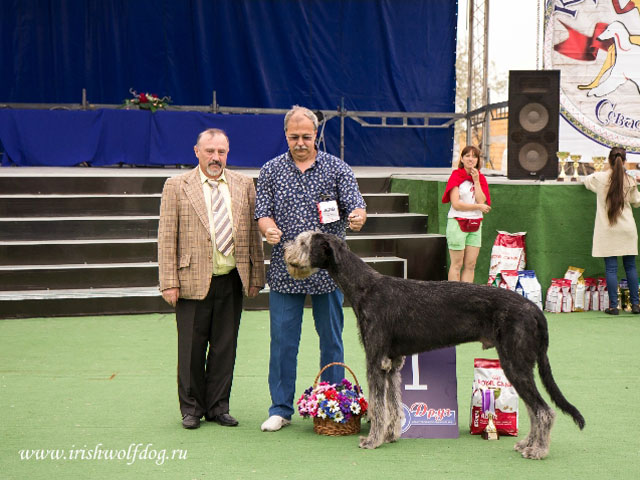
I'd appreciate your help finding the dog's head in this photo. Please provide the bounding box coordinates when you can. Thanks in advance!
[598,21,627,41]
[284,231,318,280]
[283,231,341,280]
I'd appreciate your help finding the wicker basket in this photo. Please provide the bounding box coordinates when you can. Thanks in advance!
[312,362,363,436]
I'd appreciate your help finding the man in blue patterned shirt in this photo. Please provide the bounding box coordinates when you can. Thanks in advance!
[255,105,367,432]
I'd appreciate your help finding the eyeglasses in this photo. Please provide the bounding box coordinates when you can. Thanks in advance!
[286,134,315,142]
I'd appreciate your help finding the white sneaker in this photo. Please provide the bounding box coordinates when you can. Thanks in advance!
[260,415,291,432]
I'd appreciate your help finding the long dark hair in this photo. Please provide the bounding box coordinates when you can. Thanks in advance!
[457,145,482,170]
[606,146,628,225]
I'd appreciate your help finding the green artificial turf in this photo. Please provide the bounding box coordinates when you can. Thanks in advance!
[1,309,638,479]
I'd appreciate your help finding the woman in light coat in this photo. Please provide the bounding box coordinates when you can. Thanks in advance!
[584,146,640,315]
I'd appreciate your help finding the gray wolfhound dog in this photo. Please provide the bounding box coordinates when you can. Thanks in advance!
[284,231,585,459]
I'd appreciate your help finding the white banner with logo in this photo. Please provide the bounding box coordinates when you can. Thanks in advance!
[544,0,640,161]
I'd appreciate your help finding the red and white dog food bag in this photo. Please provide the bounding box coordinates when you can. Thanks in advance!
[487,231,526,285]
[470,358,519,436]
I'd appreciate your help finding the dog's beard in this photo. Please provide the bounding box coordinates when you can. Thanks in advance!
[283,240,317,279]
[286,263,317,280]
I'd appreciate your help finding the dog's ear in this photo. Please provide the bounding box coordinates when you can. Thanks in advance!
[309,234,338,269]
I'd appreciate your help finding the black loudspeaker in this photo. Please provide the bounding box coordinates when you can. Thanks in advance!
[507,70,560,180]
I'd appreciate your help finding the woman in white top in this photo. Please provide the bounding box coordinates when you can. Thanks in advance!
[442,145,492,282]
[584,146,640,315]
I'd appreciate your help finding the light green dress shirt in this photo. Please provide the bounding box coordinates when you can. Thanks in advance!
[199,168,236,275]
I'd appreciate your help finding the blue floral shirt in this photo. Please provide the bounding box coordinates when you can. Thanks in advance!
[255,151,366,294]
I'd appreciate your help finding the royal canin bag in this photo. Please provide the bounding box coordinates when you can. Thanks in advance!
[455,217,482,232]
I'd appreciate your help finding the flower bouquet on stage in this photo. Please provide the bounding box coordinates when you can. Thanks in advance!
[297,362,368,436]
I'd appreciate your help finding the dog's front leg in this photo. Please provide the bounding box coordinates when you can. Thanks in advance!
[359,363,386,449]
[383,357,404,443]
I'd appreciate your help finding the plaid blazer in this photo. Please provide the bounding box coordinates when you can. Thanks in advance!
[158,167,265,299]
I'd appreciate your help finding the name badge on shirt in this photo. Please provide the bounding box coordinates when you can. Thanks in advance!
[317,200,340,224]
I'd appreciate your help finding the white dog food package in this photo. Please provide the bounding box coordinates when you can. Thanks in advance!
[561,279,573,313]
[597,277,609,311]
[487,231,526,285]
[518,270,543,310]
[544,279,564,313]
[470,358,518,436]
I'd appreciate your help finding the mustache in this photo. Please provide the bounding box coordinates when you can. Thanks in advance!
[294,145,309,151]
[207,160,223,168]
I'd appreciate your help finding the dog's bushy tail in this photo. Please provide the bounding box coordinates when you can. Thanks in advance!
[536,312,586,430]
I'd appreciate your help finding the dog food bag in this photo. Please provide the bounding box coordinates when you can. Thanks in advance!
[561,279,573,313]
[597,277,608,311]
[584,278,597,310]
[544,279,564,313]
[487,231,527,285]
[564,266,585,311]
[500,270,520,291]
[589,278,600,311]
[518,270,543,310]
[573,279,587,312]
[469,358,518,436]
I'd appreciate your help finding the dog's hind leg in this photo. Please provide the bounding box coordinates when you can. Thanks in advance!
[514,404,535,453]
[383,356,405,443]
[359,361,387,449]
[498,352,555,459]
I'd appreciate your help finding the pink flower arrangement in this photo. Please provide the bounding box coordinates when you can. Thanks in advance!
[297,378,368,424]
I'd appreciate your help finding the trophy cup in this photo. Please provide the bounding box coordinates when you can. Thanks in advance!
[481,389,499,441]
[592,156,606,172]
[570,154,582,182]
[557,152,570,181]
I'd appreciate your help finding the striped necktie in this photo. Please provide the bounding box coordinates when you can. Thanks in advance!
[208,180,234,256]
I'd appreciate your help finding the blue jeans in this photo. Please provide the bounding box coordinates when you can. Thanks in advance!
[267,289,345,419]
[604,256,639,308]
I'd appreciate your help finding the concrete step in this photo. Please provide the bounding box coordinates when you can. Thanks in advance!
[0,233,445,281]
[0,256,406,292]
[0,174,391,195]
[0,256,408,318]
[0,212,427,241]
[0,287,172,319]
[0,192,409,216]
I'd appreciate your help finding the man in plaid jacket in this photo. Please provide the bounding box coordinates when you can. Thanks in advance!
[158,128,265,429]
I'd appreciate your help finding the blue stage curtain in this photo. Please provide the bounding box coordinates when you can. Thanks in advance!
[0,0,456,167]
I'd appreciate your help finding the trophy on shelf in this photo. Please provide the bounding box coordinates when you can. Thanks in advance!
[570,154,582,182]
[592,156,606,172]
[556,151,570,181]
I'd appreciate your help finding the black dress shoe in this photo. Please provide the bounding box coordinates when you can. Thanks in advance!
[632,304,640,314]
[210,413,239,426]
[182,414,201,429]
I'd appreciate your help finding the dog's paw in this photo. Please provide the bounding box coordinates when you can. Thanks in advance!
[513,438,531,452]
[520,446,548,460]
[383,434,400,444]
[359,436,380,449]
